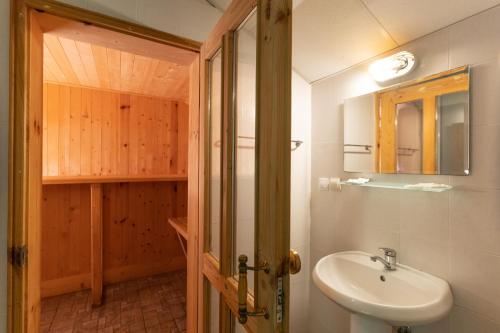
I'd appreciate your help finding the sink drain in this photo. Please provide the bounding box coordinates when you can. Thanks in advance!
[397,326,412,333]
[380,275,386,282]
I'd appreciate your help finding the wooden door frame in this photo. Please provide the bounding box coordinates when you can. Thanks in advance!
[199,0,292,332]
[8,1,202,332]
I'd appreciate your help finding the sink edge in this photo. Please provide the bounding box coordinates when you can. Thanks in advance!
[312,251,454,326]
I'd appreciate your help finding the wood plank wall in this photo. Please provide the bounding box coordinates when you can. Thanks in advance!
[41,184,92,296]
[102,182,187,282]
[41,83,189,297]
[42,82,189,177]
[41,182,187,297]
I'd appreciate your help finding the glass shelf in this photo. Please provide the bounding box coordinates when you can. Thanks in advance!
[338,181,452,192]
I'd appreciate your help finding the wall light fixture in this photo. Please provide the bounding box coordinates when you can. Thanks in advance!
[369,51,416,82]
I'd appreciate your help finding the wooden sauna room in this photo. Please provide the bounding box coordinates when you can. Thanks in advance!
[34,11,197,332]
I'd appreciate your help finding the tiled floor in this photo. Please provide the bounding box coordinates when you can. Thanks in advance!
[41,270,187,333]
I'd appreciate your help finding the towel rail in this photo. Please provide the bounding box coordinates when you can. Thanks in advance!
[214,135,303,151]
[344,143,372,154]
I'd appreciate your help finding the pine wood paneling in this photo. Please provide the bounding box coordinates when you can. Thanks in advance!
[41,181,187,297]
[44,34,79,85]
[43,83,189,177]
[43,35,190,100]
[11,3,200,332]
[41,83,190,298]
[41,184,91,283]
[102,182,187,270]
[178,101,189,176]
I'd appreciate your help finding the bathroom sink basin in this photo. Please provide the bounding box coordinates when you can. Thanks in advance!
[313,251,453,327]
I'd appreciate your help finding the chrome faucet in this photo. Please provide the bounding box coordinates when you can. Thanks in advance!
[370,247,397,271]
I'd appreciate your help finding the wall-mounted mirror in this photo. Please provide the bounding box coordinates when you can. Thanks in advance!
[344,66,470,176]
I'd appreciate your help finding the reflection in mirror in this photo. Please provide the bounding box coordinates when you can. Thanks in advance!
[396,100,423,174]
[344,95,375,173]
[438,91,469,175]
[343,66,470,176]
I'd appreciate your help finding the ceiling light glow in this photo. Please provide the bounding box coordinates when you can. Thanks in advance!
[369,51,416,82]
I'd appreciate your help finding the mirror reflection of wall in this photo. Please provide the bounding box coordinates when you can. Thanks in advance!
[438,91,468,175]
[343,95,375,173]
[343,66,470,176]
[396,100,423,174]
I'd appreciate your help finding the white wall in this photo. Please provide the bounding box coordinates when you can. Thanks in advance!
[290,71,311,333]
[309,5,500,333]
[57,0,222,42]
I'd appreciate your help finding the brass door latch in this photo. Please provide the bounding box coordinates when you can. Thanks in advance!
[237,254,269,324]
[288,249,301,274]
[237,250,301,324]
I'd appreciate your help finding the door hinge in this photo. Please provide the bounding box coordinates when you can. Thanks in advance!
[276,276,284,324]
[10,246,27,268]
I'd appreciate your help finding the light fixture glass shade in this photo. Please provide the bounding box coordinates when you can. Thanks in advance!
[369,51,416,82]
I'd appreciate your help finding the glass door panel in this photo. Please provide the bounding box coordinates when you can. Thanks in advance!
[208,280,220,333]
[209,50,223,260]
[232,11,257,294]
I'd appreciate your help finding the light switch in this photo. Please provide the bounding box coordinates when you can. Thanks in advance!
[319,177,330,191]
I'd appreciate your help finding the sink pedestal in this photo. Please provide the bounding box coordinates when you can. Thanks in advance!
[351,314,392,333]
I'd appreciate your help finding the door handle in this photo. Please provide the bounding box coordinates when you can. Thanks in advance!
[237,254,269,324]
[289,249,301,274]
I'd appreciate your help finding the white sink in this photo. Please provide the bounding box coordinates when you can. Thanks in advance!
[313,251,453,331]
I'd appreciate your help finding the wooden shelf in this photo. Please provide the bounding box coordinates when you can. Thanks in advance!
[42,175,188,185]
[169,217,188,258]
[168,217,188,240]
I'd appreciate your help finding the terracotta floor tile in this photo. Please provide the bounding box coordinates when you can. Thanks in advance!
[42,270,186,333]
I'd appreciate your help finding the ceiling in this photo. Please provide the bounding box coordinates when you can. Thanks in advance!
[37,12,193,100]
[43,34,190,100]
[199,0,500,83]
[39,0,500,87]
[201,0,305,10]
[293,0,500,82]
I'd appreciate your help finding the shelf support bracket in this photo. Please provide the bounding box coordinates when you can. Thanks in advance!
[90,183,103,306]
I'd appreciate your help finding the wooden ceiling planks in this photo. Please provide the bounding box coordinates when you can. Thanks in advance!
[34,11,198,65]
[43,34,190,100]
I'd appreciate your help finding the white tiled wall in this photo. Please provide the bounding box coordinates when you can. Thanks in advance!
[309,5,500,333]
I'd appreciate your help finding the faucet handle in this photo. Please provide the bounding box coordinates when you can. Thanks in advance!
[379,247,397,257]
